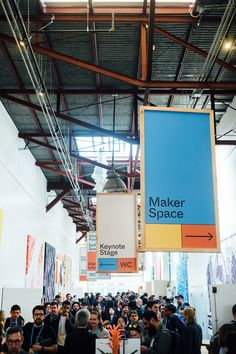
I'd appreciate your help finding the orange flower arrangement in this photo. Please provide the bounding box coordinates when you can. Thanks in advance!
[108,324,123,354]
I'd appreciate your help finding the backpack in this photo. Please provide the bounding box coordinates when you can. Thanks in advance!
[209,321,236,354]
[163,329,183,354]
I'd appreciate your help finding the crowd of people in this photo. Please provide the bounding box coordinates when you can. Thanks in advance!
[0,291,235,354]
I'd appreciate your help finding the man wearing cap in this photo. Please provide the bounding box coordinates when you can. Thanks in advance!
[175,295,188,312]
[163,304,185,335]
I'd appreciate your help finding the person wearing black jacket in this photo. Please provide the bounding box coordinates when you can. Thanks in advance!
[64,309,96,354]
[4,305,24,331]
[53,301,75,354]
[182,308,202,354]
[163,304,185,335]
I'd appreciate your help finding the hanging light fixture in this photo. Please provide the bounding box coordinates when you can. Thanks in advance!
[102,95,127,193]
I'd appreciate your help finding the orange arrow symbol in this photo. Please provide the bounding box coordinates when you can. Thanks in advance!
[185,233,213,241]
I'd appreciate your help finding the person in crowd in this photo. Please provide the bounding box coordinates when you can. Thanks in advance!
[136,298,145,318]
[44,302,59,330]
[80,302,89,311]
[225,332,236,354]
[88,311,109,338]
[127,323,142,340]
[0,311,5,354]
[53,301,75,354]
[104,308,116,325]
[44,304,51,316]
[22,305,57,354]
[182,307,202,354]
[64,310,96,354]
[128,310,139,325]
[147,301,160,315]
[230,304,236,326]
[141,311,172,354]
[4,326,28,354]
[218,323,236,354]
[175,295,188,312]
[114,316,127,338]
[65,295,72,305]
[4,306,24,331]
[162,304,185,334]
[0,311,5,336]
[120,305,129,325]
[70,302,80,318]
[54,296,62,307]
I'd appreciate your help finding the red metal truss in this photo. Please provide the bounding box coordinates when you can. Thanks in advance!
[1,32,236,87]
[35,162,96,187]
[46,189,70,212]
[1,94,137,144]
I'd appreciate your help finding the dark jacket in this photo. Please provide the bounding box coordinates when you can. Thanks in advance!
[64,328,96,354]
[163,314,185,335]
[182,322,202,354]
[147,324,172,354]
[4,316,24,331]
[53,314,75,336]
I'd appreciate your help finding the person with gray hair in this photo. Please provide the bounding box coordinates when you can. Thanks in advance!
[64,310,96,354]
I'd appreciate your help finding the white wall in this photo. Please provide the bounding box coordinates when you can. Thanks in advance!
[186,98,236,338]
[0,101,78,298]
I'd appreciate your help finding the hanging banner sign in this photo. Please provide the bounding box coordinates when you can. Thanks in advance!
[140,107,220,252]
[96,193,138,273]
[87,232,97,271]
[79,247,87,281]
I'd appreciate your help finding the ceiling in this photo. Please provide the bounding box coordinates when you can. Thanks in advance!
[0,0,236,236]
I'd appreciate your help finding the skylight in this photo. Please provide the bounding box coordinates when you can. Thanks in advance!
[75,136,140,161]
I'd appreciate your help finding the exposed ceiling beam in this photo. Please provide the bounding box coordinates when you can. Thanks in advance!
[20,134,140,178]
[0,14,223,24]
[46,189,70,212]
[1,88,236,96]
[36,162,96,187]
[1,32,236,87]
[154,27,236,75]
[1,93,138,144]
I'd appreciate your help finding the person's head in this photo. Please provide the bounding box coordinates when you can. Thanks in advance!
[129,310,138,323]
[232,304,236,320]
[127,324,142,339]
[55,295,62,303]
[164,304,176,317]
[44,302,51,315]
[109,307,115,316]
[61,301,71,316]
[183,308,195,324]
[72,302,80,313]
[175,295,184,306]
[66,293,71,301]
[218,323,236,347]
[115,316,126,329]
[76,309,90,328]
[142,311,160,335]
[32,305,45,326]
[89,311,102,330]
[50,301,59,315]
[121,304,129,315]
[6,326,24,353]
[10,305,21,321]
[136,298,143,308]
[80,302,88,310]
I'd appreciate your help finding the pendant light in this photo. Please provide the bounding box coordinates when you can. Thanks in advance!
[102,95,127,193]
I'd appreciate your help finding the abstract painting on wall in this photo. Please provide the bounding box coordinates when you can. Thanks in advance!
[63,255,72,294]
[43,242,56,302]
[25,235,44,288]
[55,254,64,295]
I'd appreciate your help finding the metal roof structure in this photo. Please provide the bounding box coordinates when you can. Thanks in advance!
[0,0,236,237]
